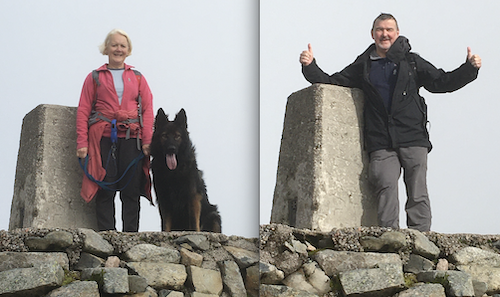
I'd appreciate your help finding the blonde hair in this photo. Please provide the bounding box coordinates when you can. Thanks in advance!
[99,29,132,56]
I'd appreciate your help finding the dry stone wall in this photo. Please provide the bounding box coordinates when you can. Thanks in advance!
[0,228,258,297]
[260,224,500,297]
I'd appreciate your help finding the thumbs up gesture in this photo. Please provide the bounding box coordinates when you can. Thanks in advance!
[300,43,314,66]
[467,47,481,69]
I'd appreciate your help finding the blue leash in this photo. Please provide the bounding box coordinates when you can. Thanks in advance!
[79,120,144,191]
[79,151,144,192]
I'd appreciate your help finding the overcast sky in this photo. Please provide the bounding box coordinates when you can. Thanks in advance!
[261,0,500,234]
[0,1,258,238]
[2,1,499,238]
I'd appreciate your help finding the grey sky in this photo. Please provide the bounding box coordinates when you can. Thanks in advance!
[261,0,500,234]
[0,1,258,238]
[2,1,499,238]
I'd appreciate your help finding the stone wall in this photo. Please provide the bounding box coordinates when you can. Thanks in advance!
[260,224,500,297]
[9,104,97,230]
[0,228,258,296]
[271,84,377,232]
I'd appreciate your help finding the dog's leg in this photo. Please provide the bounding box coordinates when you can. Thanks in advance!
[191,194,202,232]
[212,221,222,233]
[164,214,172,232]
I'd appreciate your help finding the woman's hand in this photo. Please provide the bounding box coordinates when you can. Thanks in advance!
[142,144,150,157]
[77,147,88,159]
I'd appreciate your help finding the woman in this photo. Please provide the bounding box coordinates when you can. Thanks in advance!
[76,29,154,232]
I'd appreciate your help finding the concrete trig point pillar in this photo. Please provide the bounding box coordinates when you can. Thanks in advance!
[9,104,98,230]
[271,84,378,231]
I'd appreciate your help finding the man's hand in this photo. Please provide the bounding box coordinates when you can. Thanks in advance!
[467,47,482,69]
[300,43,314,66]
[77,147,88,159]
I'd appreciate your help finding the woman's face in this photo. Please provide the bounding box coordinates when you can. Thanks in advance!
[107,33,129,68]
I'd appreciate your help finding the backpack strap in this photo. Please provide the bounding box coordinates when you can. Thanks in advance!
[132,70,143,127]
[406,53,419,87]
[87,70,102,127]
[90,68,144,150]
[132,70,143,150]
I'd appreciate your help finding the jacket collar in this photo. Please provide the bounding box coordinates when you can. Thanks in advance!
[386,36,411,63]
[96,63,134,72]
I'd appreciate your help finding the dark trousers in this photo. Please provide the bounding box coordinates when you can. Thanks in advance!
[95,137,143,232]
[368,147,431,232]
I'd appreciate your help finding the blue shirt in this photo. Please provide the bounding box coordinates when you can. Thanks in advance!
[369,53,398,112]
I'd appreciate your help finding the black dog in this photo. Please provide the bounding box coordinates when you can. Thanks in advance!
[150,108,221,232]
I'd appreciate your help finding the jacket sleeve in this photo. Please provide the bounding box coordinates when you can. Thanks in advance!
[76,73,94,149]
[139,75,154,146]
[415,55,479,93]
[302,58,363,89]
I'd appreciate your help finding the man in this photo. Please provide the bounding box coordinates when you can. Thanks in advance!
[300,13,481,232]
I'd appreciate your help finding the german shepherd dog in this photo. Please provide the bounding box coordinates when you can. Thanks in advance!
[150,108,221,232]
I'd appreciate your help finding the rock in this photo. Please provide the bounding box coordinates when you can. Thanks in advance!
[188,265,223,295]
[45,280,100,297]
[81,267,129,294]
[452,246,500,266]
[290,239,308,256]
[314,249,402,276]
[266,248,303,276]
[245,264,259,297]
[180,247,203,267]
[339,263,405,296]
[282,262,330,295]
[129,286,159,297]
[493,240,500,250]
[0,262,64,296]
[174,234,210,251]
[436,258,449,271]
[417,270,475,297]
[123,243,181,263]
[473,280,488,297]
[0,251,69,272]
[408,229,440,260]
[191,292,219,297]
[302,261,330,294]
[452,246,500,294]
[127,262,187,290]
[260,284,320,297]
[404,254,434,273]
[360,231,407,252]
[105,255,121,267]
[456,265,500,294]
[158,289,184,297]
[128,275,149,294]
[74,252,104,270]
[282,268,317,294]
[79,228,114,257]
[25,230,74,251]
[396,283,445,297]
[224,246,259,269]
[260,261,285,284]
[219,260,246,297]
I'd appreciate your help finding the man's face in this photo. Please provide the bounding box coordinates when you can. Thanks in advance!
[371,19,399,55]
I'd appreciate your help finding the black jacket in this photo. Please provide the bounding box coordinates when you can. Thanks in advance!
[302,36,479,153]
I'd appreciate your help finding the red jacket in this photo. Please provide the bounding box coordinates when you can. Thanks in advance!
[76,63,154,148]
[76,64,154,203]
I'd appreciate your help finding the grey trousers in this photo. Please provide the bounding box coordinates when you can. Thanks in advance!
[368,147,431,231]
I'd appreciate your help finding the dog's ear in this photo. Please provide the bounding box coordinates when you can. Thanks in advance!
[155,108,168,128]
[174,108,188,129]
